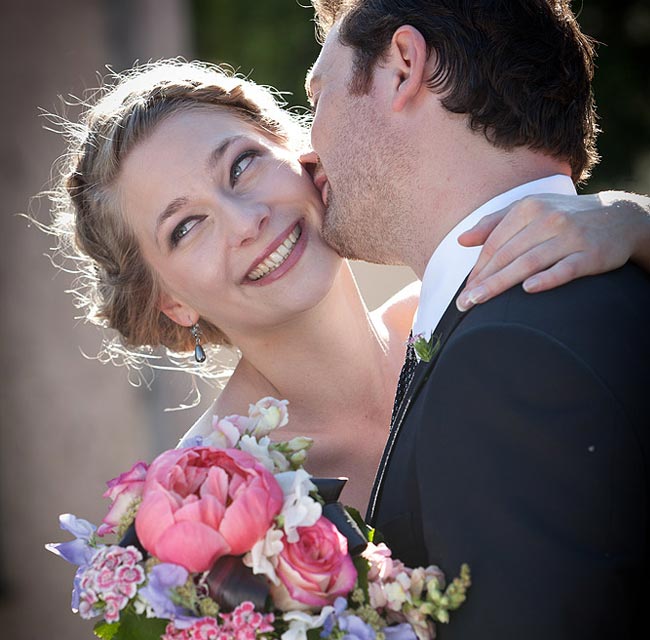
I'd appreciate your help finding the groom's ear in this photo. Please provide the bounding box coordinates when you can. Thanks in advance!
[388,26,429,113]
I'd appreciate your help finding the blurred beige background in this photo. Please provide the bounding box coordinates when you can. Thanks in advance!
[0,2,414,637]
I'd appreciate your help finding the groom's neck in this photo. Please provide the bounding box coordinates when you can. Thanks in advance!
[408,145,571,279]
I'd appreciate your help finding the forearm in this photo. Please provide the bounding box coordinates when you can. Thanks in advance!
[598,190,650,271]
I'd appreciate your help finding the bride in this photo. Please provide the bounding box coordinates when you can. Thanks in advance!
[51,60,650,510]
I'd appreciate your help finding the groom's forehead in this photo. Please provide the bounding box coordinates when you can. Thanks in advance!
[305,24,349,98]
[304,64,317,103]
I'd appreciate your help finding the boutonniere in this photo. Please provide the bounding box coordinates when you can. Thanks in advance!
[409,332,441,362]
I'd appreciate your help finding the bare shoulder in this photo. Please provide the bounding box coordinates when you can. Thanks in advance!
[371,280,421,340]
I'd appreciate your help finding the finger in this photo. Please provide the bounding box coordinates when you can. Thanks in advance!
[465,205,541,281]
[467,222,558,290]
[522,253,591,293]
[457,209,506,247]
[457,242,572,311]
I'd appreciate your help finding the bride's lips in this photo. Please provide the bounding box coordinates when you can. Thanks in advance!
[242,220,307,286]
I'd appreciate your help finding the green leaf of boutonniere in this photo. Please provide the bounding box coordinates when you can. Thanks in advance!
[411,332,441,363]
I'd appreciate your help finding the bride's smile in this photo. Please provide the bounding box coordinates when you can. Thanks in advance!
[244,220,305,284]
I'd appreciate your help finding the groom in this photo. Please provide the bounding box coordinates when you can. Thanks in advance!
[307,1,650,638]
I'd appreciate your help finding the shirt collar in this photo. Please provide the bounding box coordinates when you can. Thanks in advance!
[412,174,577,338]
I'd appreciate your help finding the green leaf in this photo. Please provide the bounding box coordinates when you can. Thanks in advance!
[307,627,324,640]
[353,554,370,599]
[94,621,120,640]
[413,334,441,363]
[109,608,168,640]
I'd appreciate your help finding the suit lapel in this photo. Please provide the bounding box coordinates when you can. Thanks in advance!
[366,280,471,524]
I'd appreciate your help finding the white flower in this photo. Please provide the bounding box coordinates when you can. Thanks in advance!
[243,528,284,584]
[205,416,242,449]
[239,435,284,472]
[281,605,335,640]
[275,470,322,542]
[248,397,289,437]
[368,581,388,609]
[384,581,410,611]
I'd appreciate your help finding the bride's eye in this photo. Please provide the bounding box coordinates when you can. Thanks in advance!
[170,216,204,247]
[230,151,258,186]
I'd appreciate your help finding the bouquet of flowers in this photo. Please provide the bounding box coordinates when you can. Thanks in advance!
[47,397,470,640]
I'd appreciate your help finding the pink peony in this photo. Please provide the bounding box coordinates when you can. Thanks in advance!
[135,447,283,573]
[98,461,148,536]
[270,516,357,611]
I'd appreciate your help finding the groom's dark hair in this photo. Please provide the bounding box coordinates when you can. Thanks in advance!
[311,0,599,183]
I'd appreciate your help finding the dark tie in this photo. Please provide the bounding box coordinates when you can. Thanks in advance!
[390,332,418,428]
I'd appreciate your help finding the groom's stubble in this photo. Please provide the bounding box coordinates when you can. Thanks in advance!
[319,94,418,268]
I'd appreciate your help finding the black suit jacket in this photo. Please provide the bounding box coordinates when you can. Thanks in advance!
[367,263,650,639]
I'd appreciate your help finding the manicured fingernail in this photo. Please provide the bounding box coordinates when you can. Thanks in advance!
[523,276,539,292]
[456,286,486,311]
[456,293,470,311]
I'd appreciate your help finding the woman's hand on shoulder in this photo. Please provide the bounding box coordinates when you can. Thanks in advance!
[456,190,650,311]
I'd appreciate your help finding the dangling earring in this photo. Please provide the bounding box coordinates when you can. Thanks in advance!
[190,323,206,363]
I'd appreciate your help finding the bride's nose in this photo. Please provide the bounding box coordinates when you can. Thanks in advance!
[227,201,270,248]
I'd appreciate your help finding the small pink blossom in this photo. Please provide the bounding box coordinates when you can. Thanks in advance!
[362,542,396,582]
[78,589,99,619]
[96,568,116,589]
[162,604,274,640]
[76,545,145,623]
[98,461,148,537]
[103,594,127,623]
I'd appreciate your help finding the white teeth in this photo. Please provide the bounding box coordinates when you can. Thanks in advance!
[247,224,302,281]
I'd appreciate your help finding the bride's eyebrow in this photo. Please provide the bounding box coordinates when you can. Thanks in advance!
[155,196,190,247]
[205,135,246,173]
[154,135,250,245]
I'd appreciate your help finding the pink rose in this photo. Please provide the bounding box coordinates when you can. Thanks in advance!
[270,516,357,611]
[135,447,283,573]
[98,461,149,536]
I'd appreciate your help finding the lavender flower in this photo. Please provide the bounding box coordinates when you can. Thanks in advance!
[138,563,189,620]
[46,514,98,566]
[46,514,103,610]
[179,435,204,448]
[383,624,418,640]
[322,598,377,640]
[338,614,376,640]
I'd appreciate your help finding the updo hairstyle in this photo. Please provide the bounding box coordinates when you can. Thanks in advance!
[50,59,307,366]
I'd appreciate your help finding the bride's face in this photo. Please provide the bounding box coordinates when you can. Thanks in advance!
[117,107,342,342]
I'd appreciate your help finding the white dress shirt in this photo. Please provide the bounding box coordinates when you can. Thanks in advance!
[412,174,577,339]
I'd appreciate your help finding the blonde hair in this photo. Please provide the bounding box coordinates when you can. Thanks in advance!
[49,59,308,375]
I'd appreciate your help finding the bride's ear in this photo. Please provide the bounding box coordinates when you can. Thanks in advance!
[159,291,197,328]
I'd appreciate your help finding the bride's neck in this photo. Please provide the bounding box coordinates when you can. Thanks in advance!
[226,262,393,420]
